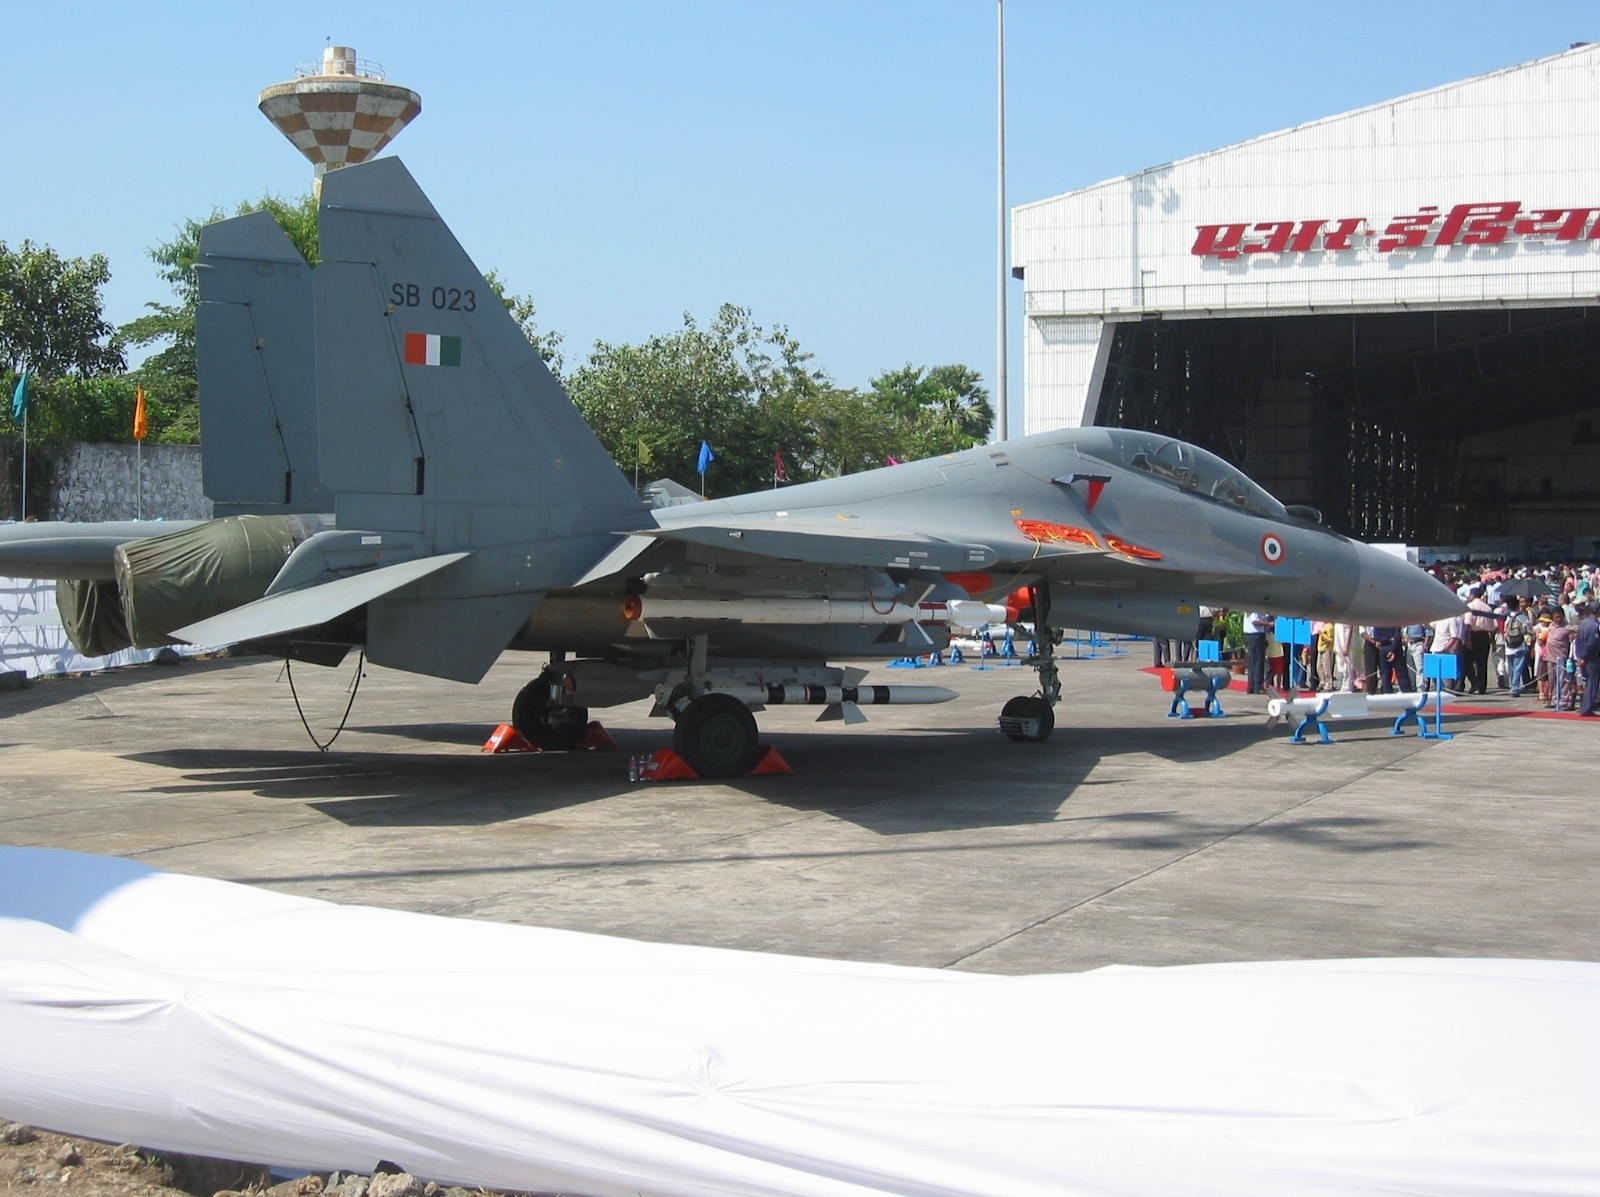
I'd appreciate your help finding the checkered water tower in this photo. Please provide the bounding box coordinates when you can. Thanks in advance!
[258,46,421,193]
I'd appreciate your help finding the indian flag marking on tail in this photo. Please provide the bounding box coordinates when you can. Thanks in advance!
[403,333,462,367]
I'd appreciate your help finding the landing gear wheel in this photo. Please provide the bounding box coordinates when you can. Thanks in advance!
[673,693,761,778]
[511,673,590,751]
[999,695,1055,742]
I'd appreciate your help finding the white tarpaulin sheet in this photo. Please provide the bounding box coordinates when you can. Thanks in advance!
[2,847,1597,1196]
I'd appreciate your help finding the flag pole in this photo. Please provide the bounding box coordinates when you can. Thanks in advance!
[696,440,713,498]
[132,384,148,518]
[10,366,28,520]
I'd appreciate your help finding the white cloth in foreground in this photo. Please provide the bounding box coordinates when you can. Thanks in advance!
[2,847,1597,1197]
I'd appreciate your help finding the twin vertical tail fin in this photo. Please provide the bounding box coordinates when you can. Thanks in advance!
[311,157,647,549]
[182,158,649,682]
[196,211,324,515]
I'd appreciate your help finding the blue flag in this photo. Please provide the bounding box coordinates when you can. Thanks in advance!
[696,440,715,474]
[11,368,29,423]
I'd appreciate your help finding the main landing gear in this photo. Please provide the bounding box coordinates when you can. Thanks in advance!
[669,691,762,779]
[999,582,1060,743]
[511,666,590,751]
[657,634,763,779]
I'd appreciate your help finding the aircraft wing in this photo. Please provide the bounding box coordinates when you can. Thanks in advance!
[172,552,470,647]
[581,514,1003,583]
[0,521,206,581]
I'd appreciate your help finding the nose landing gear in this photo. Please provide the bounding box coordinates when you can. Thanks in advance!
[1000,582,1059,743]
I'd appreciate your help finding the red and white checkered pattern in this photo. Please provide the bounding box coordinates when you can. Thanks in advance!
[259,79,422,172]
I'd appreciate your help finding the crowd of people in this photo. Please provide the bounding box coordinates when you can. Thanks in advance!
[1158,563,1600,717]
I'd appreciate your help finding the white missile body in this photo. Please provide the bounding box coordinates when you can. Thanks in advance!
[710,683,960,708]
[933,599,1012,628]
[626,596,917,626]
[626,596,1016,631]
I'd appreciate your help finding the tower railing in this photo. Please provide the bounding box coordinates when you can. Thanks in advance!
[294,56,387,81]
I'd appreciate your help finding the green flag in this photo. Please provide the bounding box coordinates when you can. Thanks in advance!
[11,368,29,422]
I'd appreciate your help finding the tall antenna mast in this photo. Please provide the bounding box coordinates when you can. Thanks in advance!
[995,0,1009,442]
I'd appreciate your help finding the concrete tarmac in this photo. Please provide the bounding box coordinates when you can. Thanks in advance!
[4,645,1596,973]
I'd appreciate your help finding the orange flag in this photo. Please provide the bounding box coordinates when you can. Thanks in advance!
[133,386,147,441]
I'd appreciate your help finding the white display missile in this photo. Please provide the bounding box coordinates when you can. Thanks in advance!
[939,599,1012,628]
[708,683,960,708]
[622,595,1015,631]
[624,595,916,625]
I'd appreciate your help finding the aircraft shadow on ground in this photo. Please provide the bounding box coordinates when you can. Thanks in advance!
[121,711,1436,856]
[124,746,611,827]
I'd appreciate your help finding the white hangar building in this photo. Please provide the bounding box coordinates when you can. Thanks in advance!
[1012,42,1600,550]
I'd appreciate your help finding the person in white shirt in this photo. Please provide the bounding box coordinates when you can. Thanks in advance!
[1427,612,1466,694]
[1242,611,1274,694]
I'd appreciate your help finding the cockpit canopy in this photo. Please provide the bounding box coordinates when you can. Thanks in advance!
[1078,429,1288,520]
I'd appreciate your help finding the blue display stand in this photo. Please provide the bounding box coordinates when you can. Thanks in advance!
[1277,618,1313,691]
[1068,629,1128,659]
[1419,652,1457,740]
[1166,666,1231,719]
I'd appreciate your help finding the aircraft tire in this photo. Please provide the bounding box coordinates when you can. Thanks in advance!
[673,693,761,778]
[511,677,589,750]
[999,695,1055,742]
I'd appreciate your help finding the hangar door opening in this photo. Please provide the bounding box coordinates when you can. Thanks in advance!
[1090,307,1600,546]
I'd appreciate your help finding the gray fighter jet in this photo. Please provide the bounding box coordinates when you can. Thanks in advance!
[2,159,1460,775]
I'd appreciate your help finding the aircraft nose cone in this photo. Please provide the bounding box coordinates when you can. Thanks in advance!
[1347,546,1461,624]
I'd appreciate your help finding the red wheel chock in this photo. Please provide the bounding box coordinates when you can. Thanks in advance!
[636,744,793,781]
[575,722,619,750]
[482,723,534,753]
[482,721,618,754]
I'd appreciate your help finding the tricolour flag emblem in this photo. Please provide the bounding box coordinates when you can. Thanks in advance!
[404,333,462,367]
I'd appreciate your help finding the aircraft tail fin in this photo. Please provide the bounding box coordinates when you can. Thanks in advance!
[311,157,648,559]
[187,159,651,683]
[197,211,326,515]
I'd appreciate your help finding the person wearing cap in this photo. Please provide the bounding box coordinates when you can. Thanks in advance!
[1534,610,1556,704]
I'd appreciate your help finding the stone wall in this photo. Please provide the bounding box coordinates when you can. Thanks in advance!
[49,442,211,521]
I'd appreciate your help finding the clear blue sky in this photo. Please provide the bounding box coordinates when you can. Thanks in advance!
[4,2,1590,431]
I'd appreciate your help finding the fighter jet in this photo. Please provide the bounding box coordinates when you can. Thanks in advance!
[1,158,1460,775]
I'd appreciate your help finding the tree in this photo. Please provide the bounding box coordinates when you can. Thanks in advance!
[0,241,124,382]
[866,364,994,461]
[789,364,995,478]
[796,385,895,477]
[0,241,130,514]
[566,304,828,495]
